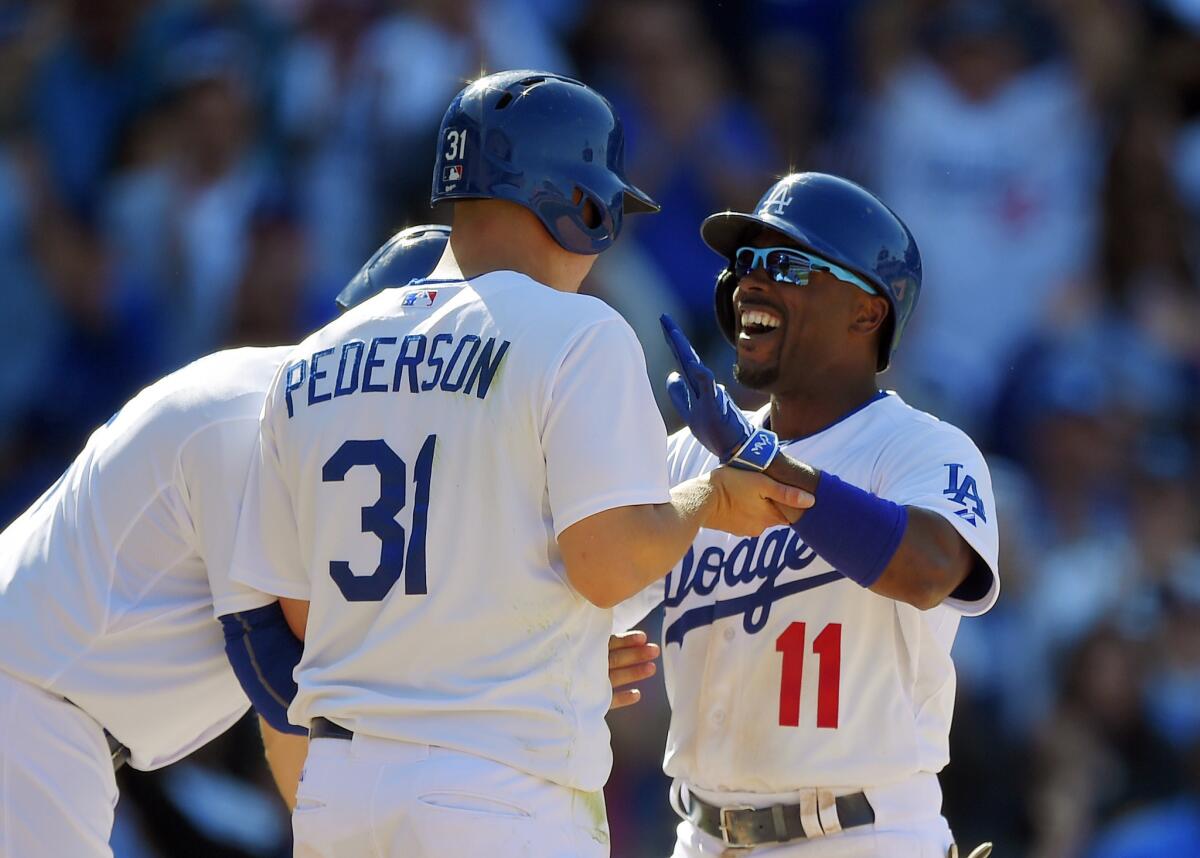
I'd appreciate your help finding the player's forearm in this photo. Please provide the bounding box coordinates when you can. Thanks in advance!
[561,470,807,608]
[259,716,308,811]
[764,454,819,496]
[560,478,717,608]
[870,506,975,609]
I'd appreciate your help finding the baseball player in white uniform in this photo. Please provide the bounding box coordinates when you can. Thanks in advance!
[0,346,294,858]
[616,174,999,857]
[0,226,455,858]
[228,71,809,858]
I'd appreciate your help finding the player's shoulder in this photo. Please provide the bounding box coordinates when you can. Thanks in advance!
[161,346,287,406]
[69,347,285,483]
[487,271,627,331]
[485,274,638,365]
[118,347,288,435]
[871,392,986,458]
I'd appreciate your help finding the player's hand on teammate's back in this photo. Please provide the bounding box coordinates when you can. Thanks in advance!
[699,466,812,536]
[660,314,779,472]
[608,630,660,711]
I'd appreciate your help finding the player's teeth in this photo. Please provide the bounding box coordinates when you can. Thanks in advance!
[740,310,780,329]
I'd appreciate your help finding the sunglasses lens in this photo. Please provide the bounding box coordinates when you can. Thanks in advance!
[733,247,757,276]
[767,250,809,284]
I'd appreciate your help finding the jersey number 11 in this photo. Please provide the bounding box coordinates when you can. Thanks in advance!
[321,434,437,602]
[776,622,842,729]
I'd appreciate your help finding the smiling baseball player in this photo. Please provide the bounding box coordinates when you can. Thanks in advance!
[616,174,999,857]
[0,225,454,858]
[227,70,808,858]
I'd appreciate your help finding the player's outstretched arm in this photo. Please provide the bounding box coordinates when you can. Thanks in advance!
[558,467,812,609]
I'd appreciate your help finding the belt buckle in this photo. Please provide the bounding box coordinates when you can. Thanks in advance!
[718,805,756,847]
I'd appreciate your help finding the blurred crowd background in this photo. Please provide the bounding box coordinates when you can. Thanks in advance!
[0,0,1197,855]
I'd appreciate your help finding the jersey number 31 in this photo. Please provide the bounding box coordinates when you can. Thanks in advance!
[321,435,436,602]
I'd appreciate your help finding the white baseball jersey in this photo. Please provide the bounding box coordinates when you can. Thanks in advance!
[615,391,999,793]
[229,272,671,792]
[0,347,286,770]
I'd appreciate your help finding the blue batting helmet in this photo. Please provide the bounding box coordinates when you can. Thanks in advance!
[336,224,451,311]
[430,70,659,255]
[702,173,922,371]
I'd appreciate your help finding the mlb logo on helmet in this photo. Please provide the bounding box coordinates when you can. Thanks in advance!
[401,289,438,307]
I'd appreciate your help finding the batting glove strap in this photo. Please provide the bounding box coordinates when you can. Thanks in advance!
[728,428,780,471]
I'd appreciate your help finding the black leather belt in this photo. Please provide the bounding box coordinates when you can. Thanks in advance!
[680,788,876,848]
[105,730,130,772]
[309,716,354,741]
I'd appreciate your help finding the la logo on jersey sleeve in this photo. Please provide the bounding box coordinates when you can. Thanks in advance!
[943,463,986,526]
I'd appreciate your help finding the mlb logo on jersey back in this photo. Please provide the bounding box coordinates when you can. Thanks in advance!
[443,165,463,184]
[401,289,438,308]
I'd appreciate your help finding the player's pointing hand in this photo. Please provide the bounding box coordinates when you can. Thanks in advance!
[660,314,781,472]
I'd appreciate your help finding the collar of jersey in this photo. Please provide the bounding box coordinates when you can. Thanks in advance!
[407,277,465,286]
[761,389,892,443]
[408,269,537,288]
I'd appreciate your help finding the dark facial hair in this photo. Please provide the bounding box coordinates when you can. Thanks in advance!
[733,354,780,390]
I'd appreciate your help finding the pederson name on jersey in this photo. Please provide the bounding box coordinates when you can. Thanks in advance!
[282,333,511,418]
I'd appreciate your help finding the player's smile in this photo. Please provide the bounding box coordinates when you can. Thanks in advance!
[736,299,783,352]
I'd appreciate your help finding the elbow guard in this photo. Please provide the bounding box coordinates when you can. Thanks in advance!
[220,602,307,735]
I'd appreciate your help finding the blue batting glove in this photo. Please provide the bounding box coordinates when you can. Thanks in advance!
[660,314,779,471]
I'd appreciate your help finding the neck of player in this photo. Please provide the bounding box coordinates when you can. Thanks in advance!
[432,199,594,293]
[767,370,880,441]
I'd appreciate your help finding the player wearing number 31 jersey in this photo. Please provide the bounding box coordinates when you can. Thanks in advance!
[229,70,808,858]
[617,174,1000,857]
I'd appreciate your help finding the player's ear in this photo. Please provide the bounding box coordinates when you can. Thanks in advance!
[849,293,889,337]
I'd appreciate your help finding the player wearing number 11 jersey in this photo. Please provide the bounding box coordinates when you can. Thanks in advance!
[616,175,1000,857]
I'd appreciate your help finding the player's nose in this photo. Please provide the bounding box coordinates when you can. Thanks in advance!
[737,267,777,295]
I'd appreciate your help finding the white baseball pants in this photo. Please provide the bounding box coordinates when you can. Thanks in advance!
[292,733,611,857]
[0,669,117,858]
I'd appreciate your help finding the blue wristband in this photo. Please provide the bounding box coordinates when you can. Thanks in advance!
[791,471,907,589]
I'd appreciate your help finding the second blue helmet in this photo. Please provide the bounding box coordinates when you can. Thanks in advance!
[336,224,451,311]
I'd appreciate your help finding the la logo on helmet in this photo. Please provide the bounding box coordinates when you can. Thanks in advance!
[761,183,793,216]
